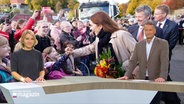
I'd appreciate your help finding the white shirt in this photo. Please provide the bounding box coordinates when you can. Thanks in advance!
[146,36,156,76]
[157,19,166,28]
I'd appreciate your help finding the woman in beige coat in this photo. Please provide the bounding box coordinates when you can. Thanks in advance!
[70,11,136,70]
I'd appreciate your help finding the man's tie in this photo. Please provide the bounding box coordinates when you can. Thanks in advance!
[138,28,144,42]
[158,22,162,28]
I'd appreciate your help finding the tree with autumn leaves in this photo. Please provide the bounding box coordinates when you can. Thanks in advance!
[162,0,184,10]
[0,0,10,4]
[126,0,184,15]
[118,3,128,17]
[126,0,162,15]
[24,0,78,12]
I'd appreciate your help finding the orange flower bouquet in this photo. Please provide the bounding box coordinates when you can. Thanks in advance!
[94,48,125,78]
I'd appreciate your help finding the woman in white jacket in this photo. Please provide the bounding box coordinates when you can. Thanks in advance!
[70,11,137,71]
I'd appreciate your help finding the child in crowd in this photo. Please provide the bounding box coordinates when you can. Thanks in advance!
[43,41,83,80]
[0,35,14,103]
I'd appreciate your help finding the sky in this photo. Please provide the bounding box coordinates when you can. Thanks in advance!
[77,0,130,4]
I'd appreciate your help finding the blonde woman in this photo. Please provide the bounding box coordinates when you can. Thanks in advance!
[11,30,45,83]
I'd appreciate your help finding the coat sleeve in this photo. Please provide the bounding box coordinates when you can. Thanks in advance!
[121,31,136,69]
[73,40,96,58]
[160,40,169,79]
[51,54,69,71]
[169,23,179,51]
[14,18,35,41]
[125,44,138,78]
[0,30,9,39]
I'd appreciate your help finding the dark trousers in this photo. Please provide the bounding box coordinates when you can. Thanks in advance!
[150,92,162,104]
[145,77,161,104]
[161,75,181,104]
[149,75,181,104]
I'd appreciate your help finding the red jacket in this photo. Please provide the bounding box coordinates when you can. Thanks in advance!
[0,30,9,39]
[14,18,35,41]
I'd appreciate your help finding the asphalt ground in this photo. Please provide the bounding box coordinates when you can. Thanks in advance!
[170,44,184,104]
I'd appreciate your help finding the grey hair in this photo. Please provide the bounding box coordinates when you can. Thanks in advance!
[135,5,152,17]
[142,20,156,29]
[60,21,72,30]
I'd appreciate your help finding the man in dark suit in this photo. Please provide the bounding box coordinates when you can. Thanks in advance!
[154,4,180,104]
[118,20,169,104]
[128,5,163,43]
[154,4,179,60]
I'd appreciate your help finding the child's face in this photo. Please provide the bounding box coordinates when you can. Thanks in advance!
[66,44,74,52]
[0,43,10,58]
[48,48,59,60]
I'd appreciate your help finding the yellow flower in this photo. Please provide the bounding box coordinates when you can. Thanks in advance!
[99,59,107,67]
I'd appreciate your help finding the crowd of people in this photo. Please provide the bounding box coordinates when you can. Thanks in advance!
[0,4,183,104]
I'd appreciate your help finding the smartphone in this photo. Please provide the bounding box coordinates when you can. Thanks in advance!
[35,11,41,20]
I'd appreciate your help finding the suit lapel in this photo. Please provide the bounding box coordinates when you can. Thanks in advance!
[148,38,157,62]
[162,19,169,33]
[142,40,147,63]
[132,24,139,41]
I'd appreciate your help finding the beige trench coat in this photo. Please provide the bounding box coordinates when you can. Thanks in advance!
[73,30,136,70]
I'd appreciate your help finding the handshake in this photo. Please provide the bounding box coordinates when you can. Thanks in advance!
[64,47,74,55]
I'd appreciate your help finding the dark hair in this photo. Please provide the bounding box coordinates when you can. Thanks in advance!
[16,19,26,29]
[90,11,120,33]
[63,41,75,49]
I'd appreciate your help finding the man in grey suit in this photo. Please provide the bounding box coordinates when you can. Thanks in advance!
[118,20,169,81]
[118,20,169,104]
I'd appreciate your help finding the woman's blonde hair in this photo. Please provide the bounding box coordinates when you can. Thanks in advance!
[14,42,22,52]
[19,30,38,48]
[0,35,8,46]
[43,46,53,55]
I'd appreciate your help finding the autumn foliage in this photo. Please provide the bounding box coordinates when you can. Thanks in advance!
[126,0,163,15]
[162,0,184,10]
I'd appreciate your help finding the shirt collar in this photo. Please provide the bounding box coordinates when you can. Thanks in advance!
[158,19,167,26]
[146,36,155,44]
